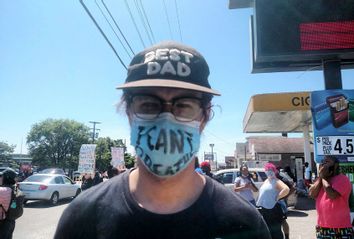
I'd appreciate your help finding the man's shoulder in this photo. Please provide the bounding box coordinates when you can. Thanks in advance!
[207,177,256,210]
[205,178,270,238]
[73,172,127,207]
[54,172,130,238]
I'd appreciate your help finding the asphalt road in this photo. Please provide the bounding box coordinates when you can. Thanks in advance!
[287,207,317,239]
[13,199,71,239]
[13,200,317,239]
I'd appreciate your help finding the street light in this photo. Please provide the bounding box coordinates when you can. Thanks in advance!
[209,143,216,170]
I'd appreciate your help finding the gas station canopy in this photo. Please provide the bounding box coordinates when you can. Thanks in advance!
[243,92,313,133]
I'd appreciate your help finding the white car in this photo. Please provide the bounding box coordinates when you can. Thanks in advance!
[214,168,267,193]
[214,168,296,206]
[18,174,81,205]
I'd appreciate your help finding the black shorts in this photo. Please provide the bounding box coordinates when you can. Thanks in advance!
[316,226,354,239]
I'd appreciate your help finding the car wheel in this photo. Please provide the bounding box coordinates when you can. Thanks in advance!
[50,192,59,205]
[74,189,81,198]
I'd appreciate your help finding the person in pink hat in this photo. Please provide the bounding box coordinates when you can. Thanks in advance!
[257,163,290,239]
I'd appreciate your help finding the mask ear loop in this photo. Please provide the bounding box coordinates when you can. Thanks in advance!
[204,103,221,119]
[199,103,221,132]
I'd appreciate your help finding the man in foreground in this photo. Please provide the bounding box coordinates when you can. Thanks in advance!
[54,41,270,239]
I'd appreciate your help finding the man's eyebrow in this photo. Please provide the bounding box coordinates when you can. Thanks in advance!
[175,95,202,98]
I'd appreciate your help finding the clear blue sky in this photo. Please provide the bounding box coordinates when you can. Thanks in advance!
[1,0,353,163]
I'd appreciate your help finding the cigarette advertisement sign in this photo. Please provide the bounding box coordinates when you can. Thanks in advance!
[78,144,97,175]
[311,90,354,163]
[111,147,125,167]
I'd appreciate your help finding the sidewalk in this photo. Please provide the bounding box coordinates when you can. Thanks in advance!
[287,207,317,239]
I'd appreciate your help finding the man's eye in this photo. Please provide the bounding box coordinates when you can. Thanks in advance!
[175,102,193,109]
[140,102,160,110]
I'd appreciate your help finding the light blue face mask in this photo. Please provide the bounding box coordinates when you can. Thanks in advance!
[265,170,275,178]
[130,113,201,177]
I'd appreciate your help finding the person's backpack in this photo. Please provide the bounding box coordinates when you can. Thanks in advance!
[1,189,25,221]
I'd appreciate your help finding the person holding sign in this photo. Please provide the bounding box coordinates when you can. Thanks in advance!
[55,41,270,239]
[309,156,353,238]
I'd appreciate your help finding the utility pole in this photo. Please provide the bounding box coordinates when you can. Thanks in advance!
[209,143,216,170]
[89,121,101,143]
[244,144,247,163]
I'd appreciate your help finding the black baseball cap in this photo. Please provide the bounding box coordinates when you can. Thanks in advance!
[0,168,17,185]
[117,41,220,96]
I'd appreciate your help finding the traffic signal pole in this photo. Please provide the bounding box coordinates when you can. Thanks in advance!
[323,59,343,90]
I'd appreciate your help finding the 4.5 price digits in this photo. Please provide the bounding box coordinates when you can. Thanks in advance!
[334,138,353,154]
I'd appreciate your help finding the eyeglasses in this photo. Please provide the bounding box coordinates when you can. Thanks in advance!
[129,94,204,122]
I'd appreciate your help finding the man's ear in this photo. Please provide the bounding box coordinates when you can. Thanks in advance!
[199,104,211,132]
[127,109,134,125]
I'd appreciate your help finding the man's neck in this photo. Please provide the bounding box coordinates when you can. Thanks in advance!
[129,163,206,214]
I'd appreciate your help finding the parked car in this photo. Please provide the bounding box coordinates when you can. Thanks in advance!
[39,168,66,175]
[18,174,81,205]
[214,168,296,206]
[214,168,267,192]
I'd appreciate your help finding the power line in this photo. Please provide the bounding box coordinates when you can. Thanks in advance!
[174,0,183,42]
[101,0,135,56]
[139,0,156,43]
[80,0,127,70]
[94,0,133,59]
[296,65,322,79]
[133,0,153,45]
[124,0,146,48]
[162,0,173,39]
[204,129,236,147]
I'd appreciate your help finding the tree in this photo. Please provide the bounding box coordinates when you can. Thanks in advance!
[27,119,90,169]
[0,141,18,168]
[95,137,116,171]
[124,152,135,169]
[95,138,136,171]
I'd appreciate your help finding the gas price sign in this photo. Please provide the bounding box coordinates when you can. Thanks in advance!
[311,90,354,163]
[316,136,354,159]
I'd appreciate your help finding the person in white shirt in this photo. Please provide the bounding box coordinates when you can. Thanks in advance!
[234,165,258,206]
[304,162,312,187]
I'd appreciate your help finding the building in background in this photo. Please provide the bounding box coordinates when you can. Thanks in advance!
[11,154,32,165]
[224,156,237,168]
[235,136,314,180]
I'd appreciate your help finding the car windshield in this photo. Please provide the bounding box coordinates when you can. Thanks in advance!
[24,175,53,183]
